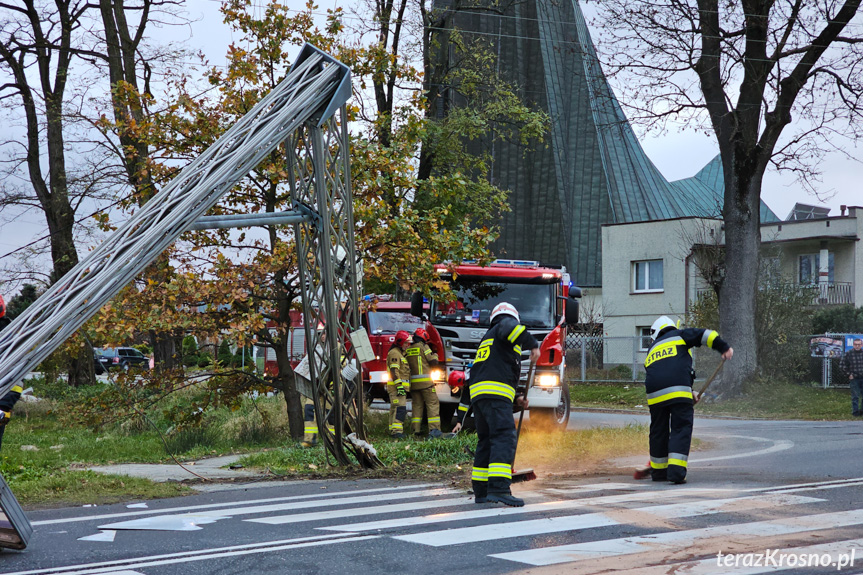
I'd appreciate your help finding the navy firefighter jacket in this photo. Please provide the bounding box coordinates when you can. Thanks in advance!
[468,315,539,403]
[644,327,730,407]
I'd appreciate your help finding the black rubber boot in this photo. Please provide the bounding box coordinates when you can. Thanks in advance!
[472,480,488,504]
[651,470,667,482]
[487,493,524,507]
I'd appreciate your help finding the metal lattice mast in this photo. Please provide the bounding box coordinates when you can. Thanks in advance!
[0,47,373,470]
[290,109,380,468]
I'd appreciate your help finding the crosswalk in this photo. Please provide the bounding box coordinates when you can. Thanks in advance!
[17,478,863,575]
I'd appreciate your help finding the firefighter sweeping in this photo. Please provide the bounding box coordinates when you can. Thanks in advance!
[639,316,733,484]
[467,302,539,507]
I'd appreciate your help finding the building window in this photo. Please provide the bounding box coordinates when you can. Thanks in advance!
[799,253,834,285]
[638,327,652,351]
[633,259,664,292]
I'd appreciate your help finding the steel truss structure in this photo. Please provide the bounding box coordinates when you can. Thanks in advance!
[0,45,377,475]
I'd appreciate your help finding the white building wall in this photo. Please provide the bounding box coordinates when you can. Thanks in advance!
[601,217,721,364]
[600,208,862,351]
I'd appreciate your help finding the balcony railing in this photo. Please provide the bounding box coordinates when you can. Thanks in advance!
[801,282,854,305]
[695,282,854,305]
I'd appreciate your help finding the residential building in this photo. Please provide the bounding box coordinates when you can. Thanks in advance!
[601,205,863,365]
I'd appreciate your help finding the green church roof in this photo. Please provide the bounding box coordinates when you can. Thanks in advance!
[448,0,778,286]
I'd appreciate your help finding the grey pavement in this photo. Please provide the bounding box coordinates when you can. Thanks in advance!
[88,454,260,483]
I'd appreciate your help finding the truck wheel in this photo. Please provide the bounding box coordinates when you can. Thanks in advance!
[530,385,570,430]
[439,402,456,431]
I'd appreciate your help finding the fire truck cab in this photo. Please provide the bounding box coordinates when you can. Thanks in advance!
[411,260,580,429]
[360,298,427,403]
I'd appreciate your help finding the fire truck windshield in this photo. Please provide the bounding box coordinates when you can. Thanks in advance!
[367,311,425,334]
[431,280,555,328]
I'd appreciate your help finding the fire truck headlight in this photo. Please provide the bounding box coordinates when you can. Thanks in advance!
[431,369,444,382]
[536,374,559,387]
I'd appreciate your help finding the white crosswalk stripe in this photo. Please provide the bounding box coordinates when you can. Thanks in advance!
[318,489,744,533]
[390,494,822,546]
[98,487,456,531]
[317,487,736,533]
[245,496,476,525]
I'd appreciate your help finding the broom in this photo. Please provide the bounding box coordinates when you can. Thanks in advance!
[633,358,726,479]
[512,360,538,484]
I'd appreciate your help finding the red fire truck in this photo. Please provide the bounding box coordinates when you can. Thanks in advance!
[359,299,427,403]
[411,260,580,429]
[262,300,426,405]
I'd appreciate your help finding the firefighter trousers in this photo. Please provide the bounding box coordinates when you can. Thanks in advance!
[473,397,516,496]
[386,383,407,435]
[649,401,694,482]
[410,386,441,434]
[303,397,334,444]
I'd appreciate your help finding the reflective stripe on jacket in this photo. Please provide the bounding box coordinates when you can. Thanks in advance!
[386,346,410,387]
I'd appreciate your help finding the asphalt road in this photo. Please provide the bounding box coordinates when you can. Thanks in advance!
[6,411,863,574]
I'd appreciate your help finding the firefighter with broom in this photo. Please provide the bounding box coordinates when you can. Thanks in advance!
[467,302,539,507]
[643,316,733,484]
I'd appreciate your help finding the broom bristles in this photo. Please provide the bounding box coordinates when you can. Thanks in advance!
[512,468,536,483]
[633,461,652,480]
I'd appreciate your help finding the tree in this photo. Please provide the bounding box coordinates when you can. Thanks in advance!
[4,282,39,319]
[82,0,550,439]
[88,0,194,370]
[595,0,863,393]
[111,0,345,441]
[341,0,548,292]
[0,0,103,385]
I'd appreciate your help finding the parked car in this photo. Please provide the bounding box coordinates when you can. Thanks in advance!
[95,347,150,372]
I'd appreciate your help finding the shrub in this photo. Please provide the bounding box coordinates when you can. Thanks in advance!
[197,355,212,368]
[181,335,198,355]
[812,305,863,334]
[217,340,233,366]
[133,343,152,356]
[611,364,633,379]
[689,278,814,381]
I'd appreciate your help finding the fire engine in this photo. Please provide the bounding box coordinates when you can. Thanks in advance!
[411,260,580,429]
[359,298,426,403]
[263,300,427,405]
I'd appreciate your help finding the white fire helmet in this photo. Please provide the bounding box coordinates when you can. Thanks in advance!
[650,316,676,340]
[490,302,520,324]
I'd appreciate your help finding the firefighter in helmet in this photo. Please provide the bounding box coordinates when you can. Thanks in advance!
[644,315,733,484]
[469,302,538,507]
[406,328,442,438]
[386,330,412,438]
[0,295,23,450]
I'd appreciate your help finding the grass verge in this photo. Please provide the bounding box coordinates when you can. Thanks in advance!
[6,381,294,507]
[10,379,648,506]
[570,379,854,420]
[237,410,648,481]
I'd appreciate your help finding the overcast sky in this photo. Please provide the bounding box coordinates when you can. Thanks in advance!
[1,0,861,293]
